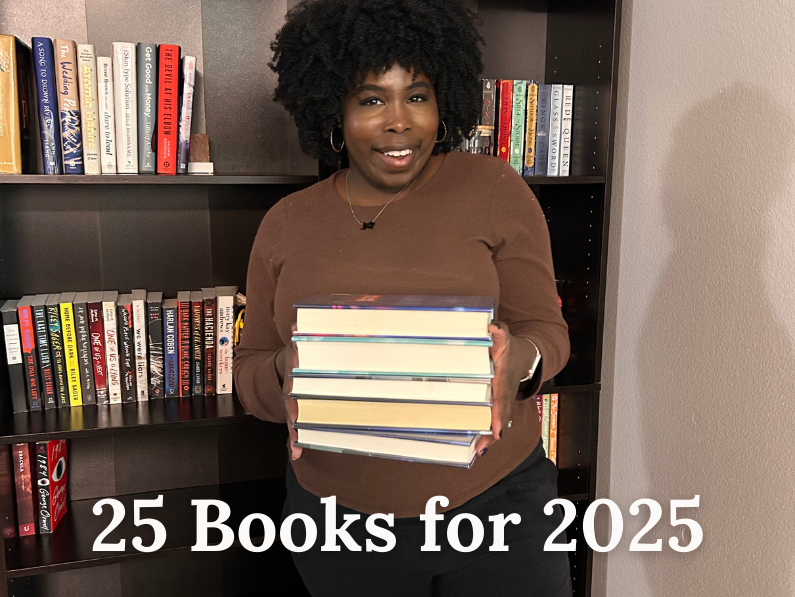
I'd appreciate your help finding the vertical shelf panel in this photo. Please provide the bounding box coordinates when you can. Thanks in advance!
[556,391,594,497]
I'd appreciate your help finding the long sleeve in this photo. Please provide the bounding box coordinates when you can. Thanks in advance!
[232,201,288,423]
[489,160,570,396]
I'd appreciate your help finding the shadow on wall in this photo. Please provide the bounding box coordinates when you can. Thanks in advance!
[639,84,795,595]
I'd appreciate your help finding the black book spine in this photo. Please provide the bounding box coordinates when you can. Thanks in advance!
[203,297,216,396]
[118,305,136,402]
[147,301,164,398]
[2,309,29,414]
[32,306,57,409]
[35,443,51,533]
[178,300,191,397]
[191,301,203,396]
[73,303,96,405]
[46,306,69,407]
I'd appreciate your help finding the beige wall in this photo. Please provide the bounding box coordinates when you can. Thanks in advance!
[596,0,795,595]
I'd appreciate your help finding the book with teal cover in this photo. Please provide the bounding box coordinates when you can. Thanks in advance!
[295,294,495,312]
[509,79,527,175]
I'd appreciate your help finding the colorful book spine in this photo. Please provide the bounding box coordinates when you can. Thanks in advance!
[541,393,551,458]
[156,44,180,175]
[534,84,551,176]
[136,43,157,173]
[523,81,538,176]
[559,85,574,177]
[191,291,203,396]
[117,296,136,402]
[0,36,33,174]
[131,290,148,400]
[163,299,178,397]
[147,292,164,398]
[177,292,191,396]
[96,57,116,174]
[76,44,101,174]
[112,42,138,174]
[54,39,83,174]
[73,294,96,404]
[87,293,109,404]
[31,298,57,409]
[547,84,563,176]
[509,79,526,175]
[12,444,36,536]
[496,79,513,163]
[216,287,236,394]
[36,439,67,534]
[549,393,559,465]
[45,295,69,407]
[103,291,122,403]
[202,288,216,396]
[1,301,28,414]
[176,56,196,174]
[32,37,63,174]
[59,294,82,406]
[17,299,42,411]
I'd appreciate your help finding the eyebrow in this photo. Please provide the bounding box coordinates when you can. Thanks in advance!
[352,81,431,94]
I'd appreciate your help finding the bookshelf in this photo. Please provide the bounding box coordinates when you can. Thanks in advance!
[0,0,621,595]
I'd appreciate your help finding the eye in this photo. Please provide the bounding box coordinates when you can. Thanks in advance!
[360,97,384,106]
[409,95,428,103]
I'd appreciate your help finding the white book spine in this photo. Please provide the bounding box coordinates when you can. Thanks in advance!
[176,56,196,174]
[547,84,563,176]
[216,295,234,394]
[112,42,138,173]
[132,298,148,400]
[559,85,574,177]
[103,301,122,403]
[97,57,117,174]
[76,44,101,174]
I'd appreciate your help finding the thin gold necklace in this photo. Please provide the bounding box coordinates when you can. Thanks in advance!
[345,170,412,230]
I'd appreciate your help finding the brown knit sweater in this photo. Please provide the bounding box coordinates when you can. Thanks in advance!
[233,151,569,518]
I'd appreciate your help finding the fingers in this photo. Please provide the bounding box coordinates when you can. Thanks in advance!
[475,433,495,457]
[285,329,302,460]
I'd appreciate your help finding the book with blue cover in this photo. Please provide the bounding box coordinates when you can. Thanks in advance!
[534,84,552,176]
[31,38,62,174]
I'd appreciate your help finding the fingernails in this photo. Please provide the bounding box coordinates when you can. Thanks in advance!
[480,448,488,457]
[499,429,504,439]
[490,320,501,329]
[290,451,296,461]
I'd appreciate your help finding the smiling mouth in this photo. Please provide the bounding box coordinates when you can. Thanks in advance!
[375,147,416,168]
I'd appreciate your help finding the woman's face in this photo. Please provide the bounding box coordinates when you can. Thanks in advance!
[341,64,440,193]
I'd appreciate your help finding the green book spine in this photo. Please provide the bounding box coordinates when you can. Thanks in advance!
[509,79,527,175]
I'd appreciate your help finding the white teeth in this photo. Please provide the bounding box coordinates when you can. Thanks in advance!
[383,149,413,157]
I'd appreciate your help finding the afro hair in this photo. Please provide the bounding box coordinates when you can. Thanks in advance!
[269,0,485,164]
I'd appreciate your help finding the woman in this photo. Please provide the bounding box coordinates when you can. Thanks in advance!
[233,0,572,594]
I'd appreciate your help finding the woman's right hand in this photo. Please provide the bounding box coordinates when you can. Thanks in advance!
[276,325,302,460]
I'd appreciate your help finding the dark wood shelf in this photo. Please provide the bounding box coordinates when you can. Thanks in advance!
[524,176,606,185]
[0,396,254,445]
[560,492,589,503]
[0,175,317,185]
[539,382,601,394]
[5,478,286,578]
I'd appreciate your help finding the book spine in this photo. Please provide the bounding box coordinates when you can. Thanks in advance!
[541,394,551,458]
[496,80,513,163]
[118,304,136,402]
[112,42,138,173]
[3,311,28,413]
[35,443,51,533]
[534,84,551,176]
[74,304,96,404]
[96,57,117,174]
[176,56,196,174]
[0,36,23,174]
[178,300,191,396]
[46,306,68,406]
[88,303,108,404]
[76,44,101,174]
[559,85,574,177]
[132,299,148,400]
[32,38,63,174]
[156,45,179,175]
[12,444,35,536]
[549,393,558,465]
[32,306,56,409]
[523,81,538,176]
[191,300,203,396]
[103,303,122,403]
[136,43,157,173]
[18,306,42,411]
[203,297,216,396]
[163,306,178,397]
[216,295,234,394]
[44,440,67,532]
[54,40,84,174]
[547,84,563,176]
[147,302,164,398]
[60,303,82,406]
[509,80,526,175]
[0,445,17,538]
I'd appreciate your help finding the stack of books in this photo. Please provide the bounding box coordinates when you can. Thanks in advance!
[290,294,496,468]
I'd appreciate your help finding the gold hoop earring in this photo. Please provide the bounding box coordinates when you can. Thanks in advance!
[436,120,448,144]
[330,127,345,153]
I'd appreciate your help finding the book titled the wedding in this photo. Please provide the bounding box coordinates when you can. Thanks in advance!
[112,42,137,173]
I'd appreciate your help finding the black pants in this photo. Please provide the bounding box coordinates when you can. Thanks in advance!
[281,438,573,597]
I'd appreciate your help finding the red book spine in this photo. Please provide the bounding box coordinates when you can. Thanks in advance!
[87,301,108,404]
[178,299,191,396]
[17,305,41,411]
[497,79,513,163]
[36,439,67,534]
[203,297,216,396]
[157,44,180,174]
[13,444,36,536]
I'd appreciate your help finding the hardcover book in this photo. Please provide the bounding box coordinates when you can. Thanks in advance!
[17,296,42,411]
[112,42,138,174]
[215,287,237,394]
[0,36,34,174]
[31,295,57,409]
[76,44,101,174]
[496,79,513,163]
[201,288,216,396]
[177,291,191,396]
[54,39,83,174]
[468,78,495,156]
[73,292,96,404]
[116,294,136,402]
[136,43,157,173]
[102,291,121,403]
[59,293,82,406]
[45,294,69,406]
[1,300,28,414]
[147,292,164,398]
[162,298,178,397]
[549,393,559,464]
[0,445,17,538]
[35,439,67,534]
[96,57,116,174]
[31,37,62,174]
[12,443,36,536]
[559,85,574,177]
[131,289,148,400]
[86,292,109,404]
[156,44,180,175]
[534,84,551,176]
[509,79,526,175]
[176,56,196,174]
[191,290,203,396]
[541,393,551,457]
[523,81,539,176]
[547,84,563,176]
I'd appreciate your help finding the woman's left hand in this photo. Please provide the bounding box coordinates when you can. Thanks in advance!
[475,321,530,458]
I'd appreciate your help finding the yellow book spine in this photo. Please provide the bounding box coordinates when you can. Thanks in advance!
[541,393,550,458]
[60,303,83,406]
[549,393,559,465]
[524,81,538,175]
[0,35,22,174]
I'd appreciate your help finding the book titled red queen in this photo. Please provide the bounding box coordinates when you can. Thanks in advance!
[35,439,67,534]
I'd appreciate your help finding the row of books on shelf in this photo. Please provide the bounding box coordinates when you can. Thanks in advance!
[288,293,558,467]
[0,34,210,175]
[1,287,242,414]
[0,440,68,537]
[457,79,576,177]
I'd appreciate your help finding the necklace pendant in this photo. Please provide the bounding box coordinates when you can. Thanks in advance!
[361,221,375,230]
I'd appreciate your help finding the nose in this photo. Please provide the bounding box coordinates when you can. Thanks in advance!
[384,102,410,134]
